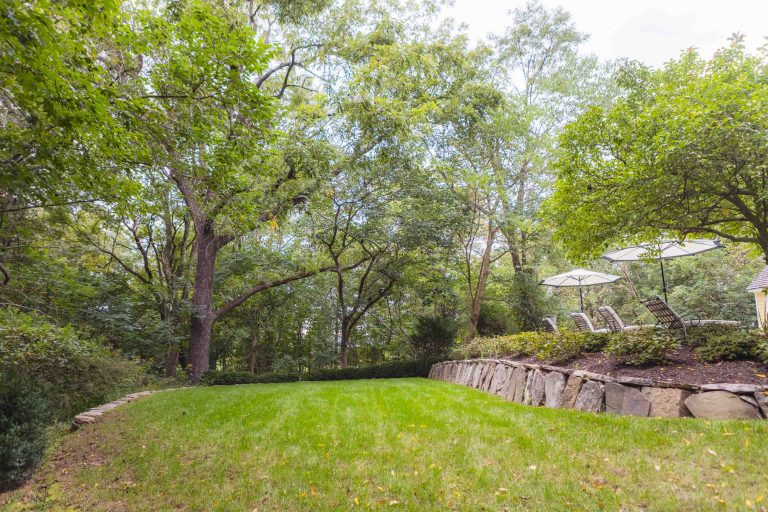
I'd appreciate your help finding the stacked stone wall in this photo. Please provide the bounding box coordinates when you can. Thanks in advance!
[429,359,768,420]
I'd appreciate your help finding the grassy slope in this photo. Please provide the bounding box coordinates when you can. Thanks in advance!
[5,378,768,511]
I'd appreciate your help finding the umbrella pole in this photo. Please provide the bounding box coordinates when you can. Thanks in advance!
[579,286,584,312]
[659,259,668,303]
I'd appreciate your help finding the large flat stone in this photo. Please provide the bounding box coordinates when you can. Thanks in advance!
[641,387,691,418]
[605,383,650,417]
[560,374,583,409]
[544,371,566,408]
[481,363,497,391]
[73,414,97,424]
[574,381,604,413]
[490,364,508,395]
[524,369,546,406]
[498,366,515,398]
[685,391,761,420]
[700,383,765,393]
[471,363,486,388]
[511,367,527,403]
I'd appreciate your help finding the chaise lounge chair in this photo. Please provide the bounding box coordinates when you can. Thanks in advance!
[569,312,608,333]
[541,316,558,332]
[596,305,649,332]
[641,296,739,336]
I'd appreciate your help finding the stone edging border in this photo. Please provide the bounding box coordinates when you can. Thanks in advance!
[72,389,177,426]
[429,359,768,420]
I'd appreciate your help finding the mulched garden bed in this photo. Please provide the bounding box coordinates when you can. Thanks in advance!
[504,345,768,385]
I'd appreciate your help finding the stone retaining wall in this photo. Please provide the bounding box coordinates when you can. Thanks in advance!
[72,389,174,426]
[429,359,768,420]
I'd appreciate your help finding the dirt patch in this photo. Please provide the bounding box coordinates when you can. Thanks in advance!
[0,415,131,511]
[504,345,768,385]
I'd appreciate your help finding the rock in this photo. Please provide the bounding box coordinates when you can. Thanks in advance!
[574,381,604,413]
[685,391,761,420]
[490,364,508,395]
[641,387,691,417]
[560,375,583,409]
[614,375,656,387]
[540,364,574,375]
[524,370,546,406]
[605,383,650,417]
[471,363,486,388]
[544,372,566,408]
[74,414,96,424]
[755,391,768,417]
[604,383,627,414]
[511,367,527,403]
[81,409,104,417]
[499,366,515,399]
[481,363,497,391]
[700,383,764,393]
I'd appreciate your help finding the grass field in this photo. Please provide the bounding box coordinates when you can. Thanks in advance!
[4,378,768,511]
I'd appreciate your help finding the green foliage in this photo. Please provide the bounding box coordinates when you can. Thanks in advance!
[547,42,768,260]
[200,360,440,385]
[0,308,146,420]
[452,330,608,363]
[0,371,48,491]
[605,331,680,366]
[696,330,763,362]
[409,314,458,359]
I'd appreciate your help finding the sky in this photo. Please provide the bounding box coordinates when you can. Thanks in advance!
[442,0,768,67]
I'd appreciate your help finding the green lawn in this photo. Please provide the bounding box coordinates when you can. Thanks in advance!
[5,378,768,511]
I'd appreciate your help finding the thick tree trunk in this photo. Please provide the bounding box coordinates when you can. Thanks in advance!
[164,346,179,377]
[188,230,219,383]
[339,320,351,368]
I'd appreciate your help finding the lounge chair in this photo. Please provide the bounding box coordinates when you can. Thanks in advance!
[597,305,648,332]
[541,316,558,332]
[569,312,608,333]
[641,296,739,336]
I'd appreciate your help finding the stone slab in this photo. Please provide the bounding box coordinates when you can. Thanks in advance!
[685,391,761,420]
[574,381,604,413]
[544,371,566,408]
[560,374,583,409]
[641,387,691,418]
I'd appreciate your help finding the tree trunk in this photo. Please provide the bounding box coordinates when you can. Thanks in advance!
[339,318,351,368]
[188,230,219,383]
[164,346,179,377]
[467,225,496,341]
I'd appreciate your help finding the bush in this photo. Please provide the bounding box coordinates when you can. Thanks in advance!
[606,330,680,366]
[201,360,441,386]
[410,314,458,359]
[0,372,48,491]
[696,330,763,362]
[686,324,742,348]
[451,331,608,363]
[0,309,146,420]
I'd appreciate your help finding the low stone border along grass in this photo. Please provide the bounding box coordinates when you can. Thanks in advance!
[430,359,768,419]
[73,389,176,425]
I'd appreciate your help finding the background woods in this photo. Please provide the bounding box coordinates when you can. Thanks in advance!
[1,0,766,383]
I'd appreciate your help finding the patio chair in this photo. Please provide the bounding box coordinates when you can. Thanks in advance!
[596,305,647,332]
[641,296,739,336]
[541,316,558,332]
[569,312,608,333]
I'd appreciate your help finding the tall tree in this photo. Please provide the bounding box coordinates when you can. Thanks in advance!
[546,38,768,262]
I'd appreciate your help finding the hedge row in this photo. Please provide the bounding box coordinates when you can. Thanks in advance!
[450,324,768,367]
[200,359,441,386]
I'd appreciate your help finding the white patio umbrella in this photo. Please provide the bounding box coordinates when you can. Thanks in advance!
[540,268,623,312]
[602,239,723,303]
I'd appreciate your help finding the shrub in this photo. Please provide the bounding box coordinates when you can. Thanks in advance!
[451,331,608,363]
[696,331,762,362]
[606,330,680,366]
[686,324,742,348]
[0,309,146,420]
[0,372,48,491]
[410,314,458,359]
[534,332,610,364]
[201,360,440,386]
